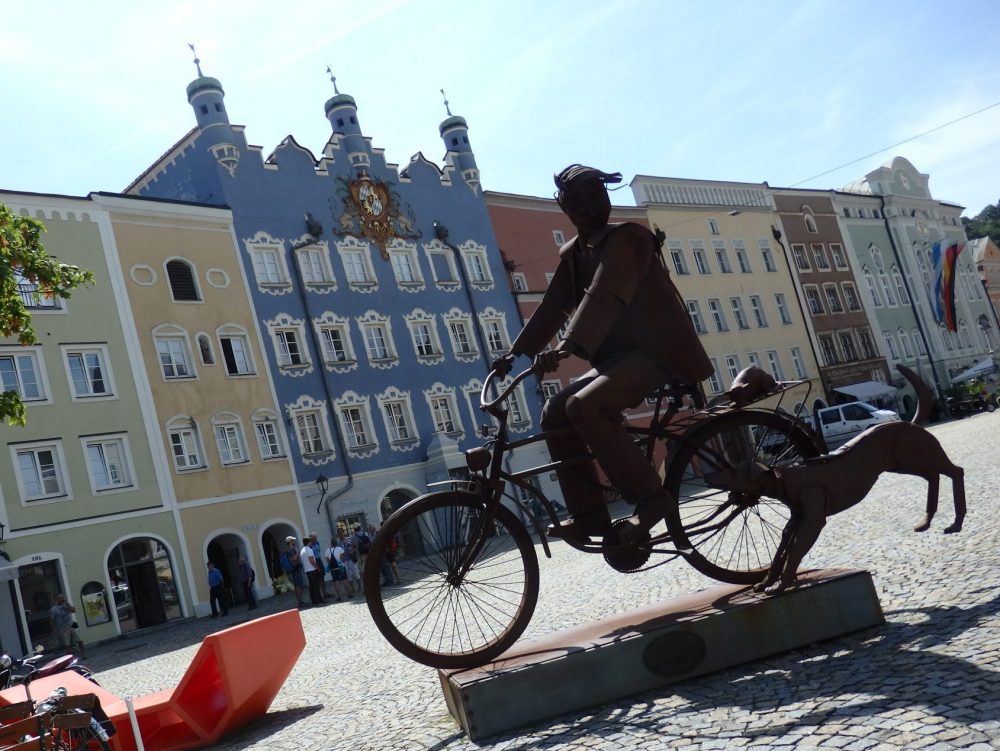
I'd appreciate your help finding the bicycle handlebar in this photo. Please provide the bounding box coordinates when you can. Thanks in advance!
[481,366,536,414]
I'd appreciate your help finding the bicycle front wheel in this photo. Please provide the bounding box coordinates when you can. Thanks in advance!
[364,491,540,669]
[664,411,823,584]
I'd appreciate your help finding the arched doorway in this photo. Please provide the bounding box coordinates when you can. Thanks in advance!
[206,533,248,608]
[107,538,182,633]
[380,489,421,556]
[261,522,299,582]
[812,398,827,413]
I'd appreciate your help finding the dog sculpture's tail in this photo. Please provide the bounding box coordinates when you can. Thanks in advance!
[896,364,933,424]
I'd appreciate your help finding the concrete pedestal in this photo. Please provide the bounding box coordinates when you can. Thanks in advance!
[438,568,883,740]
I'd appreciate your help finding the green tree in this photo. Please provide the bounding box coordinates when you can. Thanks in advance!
[962,199,1000,245]
[1,202,94,425]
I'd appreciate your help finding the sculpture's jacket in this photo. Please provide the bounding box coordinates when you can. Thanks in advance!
[512,223,712,384]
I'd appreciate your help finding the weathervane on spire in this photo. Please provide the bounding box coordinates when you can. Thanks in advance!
[187,43,204,77]
[326,66,339,94]
[440,89,452,117]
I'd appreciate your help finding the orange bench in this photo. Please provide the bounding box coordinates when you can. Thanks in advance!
[0,610,305,751]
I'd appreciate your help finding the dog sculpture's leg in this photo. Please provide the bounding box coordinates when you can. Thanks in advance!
[914,474,939,532]
[754,512,796,593]
[765,488,826,595]
[943,464,965,534]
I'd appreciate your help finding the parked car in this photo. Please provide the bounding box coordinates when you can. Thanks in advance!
[814,401,900,449]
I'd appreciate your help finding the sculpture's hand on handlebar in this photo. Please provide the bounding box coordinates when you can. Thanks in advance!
[533,342,572,374]
[490,352,516,379]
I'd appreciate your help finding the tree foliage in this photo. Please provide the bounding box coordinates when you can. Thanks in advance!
[962,199,1000,246]
[1,202,94,425]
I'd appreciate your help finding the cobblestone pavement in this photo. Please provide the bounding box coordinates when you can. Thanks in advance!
[88,415,1000,750]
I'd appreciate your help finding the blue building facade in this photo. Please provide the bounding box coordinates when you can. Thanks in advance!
[128,70,553,537]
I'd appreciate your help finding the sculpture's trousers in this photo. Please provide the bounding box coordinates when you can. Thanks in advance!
[542,350,669,532]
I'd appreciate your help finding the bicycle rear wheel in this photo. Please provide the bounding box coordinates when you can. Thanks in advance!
[663,411,823,584]
[364,491,539,669]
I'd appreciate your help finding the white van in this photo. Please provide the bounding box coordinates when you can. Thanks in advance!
[814,401,900,448]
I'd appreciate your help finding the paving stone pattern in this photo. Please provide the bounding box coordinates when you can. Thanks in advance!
[89,415,1000,750]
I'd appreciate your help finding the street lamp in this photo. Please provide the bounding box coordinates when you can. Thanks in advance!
[315,474,329,513]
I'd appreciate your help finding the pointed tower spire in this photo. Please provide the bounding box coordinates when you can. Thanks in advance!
[326,66,340,94]
[440,89,453,117]
[188,43,204,77]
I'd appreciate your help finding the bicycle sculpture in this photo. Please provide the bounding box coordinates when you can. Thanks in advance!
[364,364,825,669]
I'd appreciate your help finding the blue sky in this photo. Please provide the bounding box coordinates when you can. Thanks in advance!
[3,0,999,215]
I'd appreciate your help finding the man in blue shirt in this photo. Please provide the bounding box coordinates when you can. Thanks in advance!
[207,561,228,617]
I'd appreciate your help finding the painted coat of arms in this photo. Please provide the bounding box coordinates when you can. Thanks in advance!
[333,172,420,258]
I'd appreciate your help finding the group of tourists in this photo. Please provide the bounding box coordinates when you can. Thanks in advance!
[277,523,395,609]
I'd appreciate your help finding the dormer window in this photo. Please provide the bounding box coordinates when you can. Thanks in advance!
[166,260,200,301]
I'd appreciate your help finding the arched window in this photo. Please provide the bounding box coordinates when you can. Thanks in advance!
[166,260,200,301]
[107,537,182,632]
[801,206,818,233]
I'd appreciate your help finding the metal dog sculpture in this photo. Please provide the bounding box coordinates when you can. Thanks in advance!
[706,365,965,595]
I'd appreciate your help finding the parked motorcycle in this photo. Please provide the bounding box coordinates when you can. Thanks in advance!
[0,648,95,691]
[946,394,997,418]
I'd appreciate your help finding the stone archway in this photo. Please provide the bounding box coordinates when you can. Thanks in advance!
[261,522,298,582]
[379,489,422,556]
[207,533,248,608]
[107,537,182,633]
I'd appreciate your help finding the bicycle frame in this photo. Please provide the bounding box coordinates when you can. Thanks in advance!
[446,368,816,574]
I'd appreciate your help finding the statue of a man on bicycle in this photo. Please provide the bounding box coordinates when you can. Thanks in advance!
[495,164,713,545]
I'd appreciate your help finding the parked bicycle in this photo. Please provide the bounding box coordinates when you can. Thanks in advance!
[364,365,824,669]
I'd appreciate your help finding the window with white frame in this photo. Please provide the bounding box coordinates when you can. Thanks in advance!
[248,242,288,287]
[734,241,752,273]
[218,326,255,376]
[774,293,793,324]
[541,380,561,400]
[882,331,899,359]
[819,335,839,366]
[811,244,829,270]
[713,241,733,273]
[296,247,334,286]
[746,351,762,370]
[552,230,565,245]
[84,434,132,491]
[342,249,372,285]
[14,442,68,501]
[314,315,356,369]
[294,410,328,456]
[838,331,858,361]
[153,327,195,379]
[724,354,741,382]
[667,241,689,275]
[830,244,847,269]
[912,328,927,356]
[692,244,711,275]
[424,240,460,287]
[759,240,777,272]
[0,348,46,402]
[444,309,479,360]
[791,244,810,271]
[803,212,818,233]
[707,298,728,332]
[898,329,914,358]
[511,272,528,291]
[410,321,436,357]
[706,358,722,394]
[338,399,376,451]
[64,346,113,398]
[749,295,768,327]
[892,267,910,304]
[959,320,974,349]
[252,411,285,459]
[388,242,423,288]
[275,328,305,366]
[167,418,205,471]
[789,347,807,378]
[805,286,824,316]
[730,297,749,330]
[766,350,785,380]
[13,270,61,310]
[425,384,463,435]
[212,415,248,465]
[823,285,843,313]
[503,380,529,426]
[460,242,494,287]
[858,328,878,359]
[358,312,398,366]
[686,300,707,334]
[479,309,509,354]
[708,219,720,235]
[863,269,883,308]
[842,283,861,311]
[378,388,418,446]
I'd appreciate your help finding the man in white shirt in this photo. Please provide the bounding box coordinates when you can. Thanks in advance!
[300,537,324,605]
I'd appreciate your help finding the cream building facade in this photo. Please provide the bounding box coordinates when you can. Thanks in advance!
[630,177,822,416]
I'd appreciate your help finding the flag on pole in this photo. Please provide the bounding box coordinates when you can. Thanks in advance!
[929,241,964,332]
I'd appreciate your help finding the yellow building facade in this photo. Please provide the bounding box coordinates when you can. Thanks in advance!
[631,177,822,413]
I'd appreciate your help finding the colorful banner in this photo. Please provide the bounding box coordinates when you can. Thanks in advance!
[928,241,964,332]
